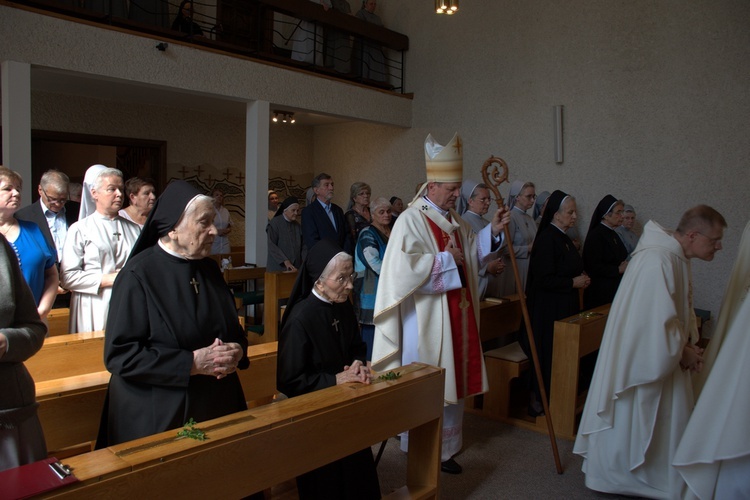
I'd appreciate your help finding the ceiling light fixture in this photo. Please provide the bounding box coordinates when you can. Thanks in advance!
[272,110,295,124]
[436,0,458,14]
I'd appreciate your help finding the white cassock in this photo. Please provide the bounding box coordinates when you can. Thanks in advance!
[574,221,699,499]
[373,198,500,460]
[673,220,750,500]
[60,213,140,333]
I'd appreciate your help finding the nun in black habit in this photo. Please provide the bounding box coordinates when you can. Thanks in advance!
[582,194,629,310]
[96,180,248,447]
[522,190,590,415]
[277,239,380,500]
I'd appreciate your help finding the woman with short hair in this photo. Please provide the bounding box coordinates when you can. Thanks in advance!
[119,177,156,228]
[345,181,372,241]
[353,196,391,360]
[0,167,58,319]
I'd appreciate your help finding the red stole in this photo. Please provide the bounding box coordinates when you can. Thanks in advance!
[426,216,484,399]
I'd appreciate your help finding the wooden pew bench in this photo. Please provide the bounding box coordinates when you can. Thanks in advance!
[549,304,610,439]
[41,363,445,500]
[224,266,266,332]
[465,296,523,418]
[263,270,297,342]
[46,307,71,337]
[28,332,280,456]
[470,300,611,440]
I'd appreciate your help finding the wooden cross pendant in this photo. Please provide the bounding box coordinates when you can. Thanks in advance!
[112,231,122,241]
[332,318,340,332]
[190,278,200,294]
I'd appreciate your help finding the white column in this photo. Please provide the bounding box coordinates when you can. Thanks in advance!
[1,60,32,202]
[245,100,270,266]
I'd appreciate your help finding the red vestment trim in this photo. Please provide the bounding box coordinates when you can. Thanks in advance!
[426,216,484,399]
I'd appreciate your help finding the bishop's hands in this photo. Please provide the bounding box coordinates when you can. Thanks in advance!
[336,359,372,385]
[490,205,511,238]
[680,343,704,373]
[192,337,244,379]
[446,240,465,267]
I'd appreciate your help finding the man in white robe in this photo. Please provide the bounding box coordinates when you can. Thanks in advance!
[60,166,140,333]
[372,133,509,474]
[673,220,750,499]
[574,205,726,499]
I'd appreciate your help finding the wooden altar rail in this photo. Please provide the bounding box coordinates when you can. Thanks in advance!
[27,331,279,455]
[263,270,297,342]
[41,363,444,500]
[549,304,610,439]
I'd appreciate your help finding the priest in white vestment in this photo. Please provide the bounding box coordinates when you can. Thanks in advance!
[574,205,726,499]
[372,133,510,474]
[60,165,140,333]
[673,220,750,499]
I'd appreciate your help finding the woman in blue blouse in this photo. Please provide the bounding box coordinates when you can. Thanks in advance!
[0,167,58,319]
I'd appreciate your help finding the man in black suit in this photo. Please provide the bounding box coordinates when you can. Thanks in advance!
[301,173,352,253]
[15,169,79,307]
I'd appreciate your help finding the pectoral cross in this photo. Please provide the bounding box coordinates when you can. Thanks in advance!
[190,278,200,294]
[112,231,121,241]
[332,318,340,332]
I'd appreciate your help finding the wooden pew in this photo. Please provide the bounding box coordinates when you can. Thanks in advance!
[42,363,445,500]
[263,270,297,342]
[28,332,279,456]
[465,296,522,415]
[208,252,248,267]
[549,304,610,439]
[478,295,523,343]
[224,266,266,329]
[47,307,71,336]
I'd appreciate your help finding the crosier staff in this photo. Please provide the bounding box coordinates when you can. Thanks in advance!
[482,156,563,474]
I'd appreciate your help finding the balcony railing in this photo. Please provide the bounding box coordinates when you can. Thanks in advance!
[8,0,409,92]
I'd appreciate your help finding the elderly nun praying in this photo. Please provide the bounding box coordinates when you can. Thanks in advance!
[277,238,380,500]
[96,180,248,448]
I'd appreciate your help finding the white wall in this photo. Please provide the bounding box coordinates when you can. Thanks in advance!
[313,0,750,325]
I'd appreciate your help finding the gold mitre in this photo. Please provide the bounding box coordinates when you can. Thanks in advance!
[424,133,463,182]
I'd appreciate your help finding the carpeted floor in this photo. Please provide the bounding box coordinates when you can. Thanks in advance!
[375,411,633,499]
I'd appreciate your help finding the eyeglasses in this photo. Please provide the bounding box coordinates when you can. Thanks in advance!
[695,231,722,245]
[327,273,357,285]
[477,197,495,204]
[41,186,68,205]
[521,193,537,200]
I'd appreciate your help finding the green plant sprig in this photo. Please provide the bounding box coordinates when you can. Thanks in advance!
[177,418,207,441]
[378,371,401,381]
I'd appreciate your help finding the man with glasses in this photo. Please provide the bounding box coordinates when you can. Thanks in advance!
[16,170,80,262]
[575,205,726,498]
[16,170,80,307]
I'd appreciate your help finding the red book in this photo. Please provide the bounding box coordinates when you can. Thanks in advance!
[0,457,78,500]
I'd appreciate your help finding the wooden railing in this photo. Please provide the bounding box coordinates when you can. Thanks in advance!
[6,0,409,92]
